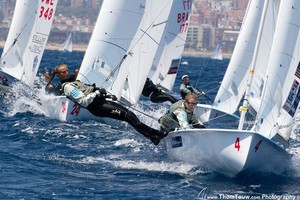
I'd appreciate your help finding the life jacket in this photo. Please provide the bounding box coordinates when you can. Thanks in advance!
[62,80,95,95]
[159,100,195,131]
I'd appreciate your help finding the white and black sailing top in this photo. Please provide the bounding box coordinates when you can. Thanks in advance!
[62,80,100,108]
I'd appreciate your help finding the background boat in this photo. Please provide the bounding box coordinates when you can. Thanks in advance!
[211,43,223,60]
[59,32,73,52]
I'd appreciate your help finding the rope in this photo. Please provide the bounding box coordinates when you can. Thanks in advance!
[116,99,160,122]
[195,57,210,87]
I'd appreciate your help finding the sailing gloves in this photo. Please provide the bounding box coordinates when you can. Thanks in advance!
[109,95,118,101]
[95,87,107,95]
[95,87,117,101]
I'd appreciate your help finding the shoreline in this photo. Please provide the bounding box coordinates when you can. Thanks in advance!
[0,41,232,58]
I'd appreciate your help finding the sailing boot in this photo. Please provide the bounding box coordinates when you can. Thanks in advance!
[134,122,163,145]
[147,129,169,145]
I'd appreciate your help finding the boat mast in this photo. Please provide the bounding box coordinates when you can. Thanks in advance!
[238,0,270,130]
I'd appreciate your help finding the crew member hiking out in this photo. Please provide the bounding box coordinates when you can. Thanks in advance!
[52,64,167,145]
[142,78,178,104]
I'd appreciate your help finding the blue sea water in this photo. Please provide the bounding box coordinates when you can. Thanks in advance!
[1,49,300,199]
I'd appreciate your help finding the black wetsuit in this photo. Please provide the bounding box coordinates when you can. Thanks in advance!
[142,78,178,104]
[87,96,163,143]
[61,79,165,145]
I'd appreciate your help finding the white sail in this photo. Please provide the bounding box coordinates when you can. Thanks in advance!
[60,33,73,52]
[211,43,223,60]
[148,0,192,91]
[113,0,173,104]
[164,1,295,174]
[213,0,265,114]
[0,0,58,86]
[254,0,300,142]
[248,0,281,113]
[77,0,146,91]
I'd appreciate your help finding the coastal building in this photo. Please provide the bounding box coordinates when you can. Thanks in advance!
[0,0,248,53]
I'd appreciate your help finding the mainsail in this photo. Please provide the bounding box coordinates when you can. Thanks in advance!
[77,0,146,91]
[0,0,58,86]
[148,0,192,91]
[213,0,265,114]
[254,0,300,143]
[113,0,173,104]
[248,0,281,114]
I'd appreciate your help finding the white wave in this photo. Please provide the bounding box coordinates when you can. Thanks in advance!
[114,138,142,147]
[79,156,206,175]
[3,82,45,116]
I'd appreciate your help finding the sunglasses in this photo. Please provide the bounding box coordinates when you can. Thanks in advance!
[59,70,69,74]
[186,101,198,106]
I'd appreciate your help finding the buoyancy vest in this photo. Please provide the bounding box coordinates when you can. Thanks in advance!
[62,80,95,95]
[159,100,196,131]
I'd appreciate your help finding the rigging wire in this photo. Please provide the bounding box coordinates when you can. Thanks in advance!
[116,99,160,122]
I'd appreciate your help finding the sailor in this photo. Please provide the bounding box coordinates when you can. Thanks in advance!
[142,78,178,104]
[46,66,77,95]
[0,74,9,97]
[0,75,8,86]
[37,68,61,95]
[53,64,167,145]
[159,93,205,133]
[179,75,205,99]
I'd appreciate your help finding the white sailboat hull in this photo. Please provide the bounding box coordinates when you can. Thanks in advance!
[164,129,291,176]
[42,96,122,127]
[194,104,239,123]
[42,96,96,121]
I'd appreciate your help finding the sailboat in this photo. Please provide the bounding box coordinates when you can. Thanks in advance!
[59,33,73,52]
[44,0,174,122]
[43,0,146,121]
[164,0,298,176]
[194,0,280,124]
[211,43,222,60]
[0,0,58,87]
